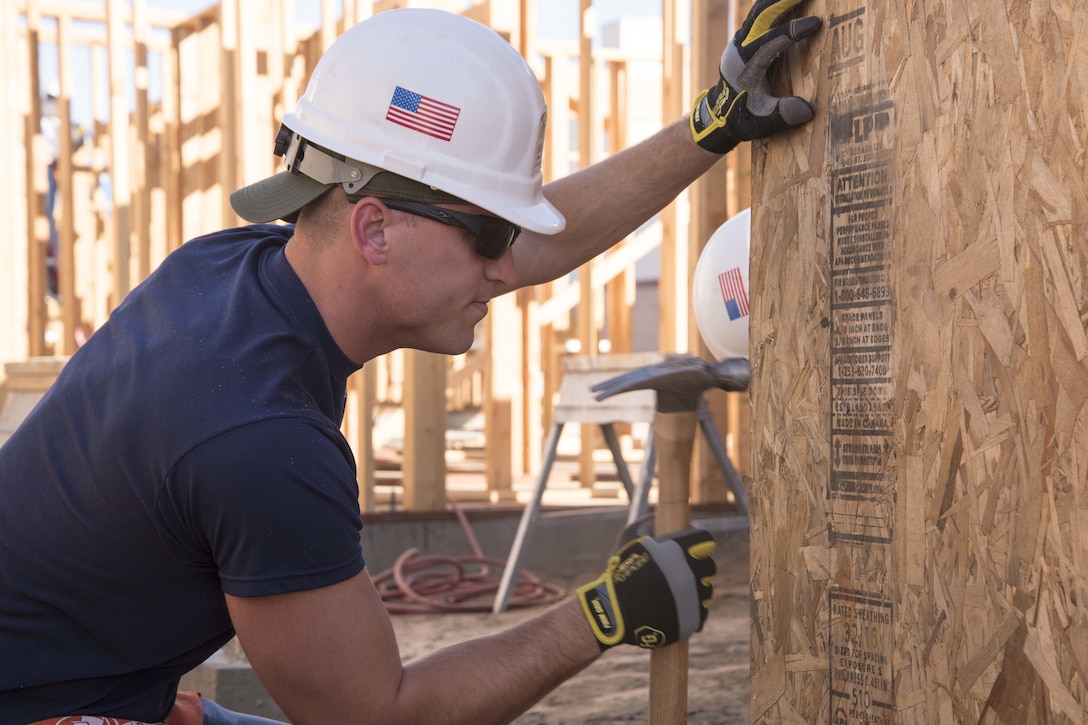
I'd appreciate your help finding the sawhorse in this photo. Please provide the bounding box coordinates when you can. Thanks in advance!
[492,354,749,614]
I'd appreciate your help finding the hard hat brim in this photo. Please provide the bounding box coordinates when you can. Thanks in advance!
[497,196,565,236]
[230,171,332,224]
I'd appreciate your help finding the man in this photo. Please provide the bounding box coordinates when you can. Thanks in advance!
[0,2,819,723]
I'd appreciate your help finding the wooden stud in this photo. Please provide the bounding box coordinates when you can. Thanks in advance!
[658,0,688,356]
[485,296,522,502]
[649,408,697,724]
[218,0,239,228]
[402,350,447,511]
[520,286,543,476]
[55,14,78,355]
[161,30,183,256]
[1,0,27,363]
[24,2,46,358]
[345,366,377,514]
[106,0,131,304]
[605,59,633,359]
[688,0,738,505]
[130,0,150,287]
[576,0,598,490]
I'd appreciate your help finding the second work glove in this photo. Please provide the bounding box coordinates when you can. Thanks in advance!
[577,528,716,650]
[691,0,822,154]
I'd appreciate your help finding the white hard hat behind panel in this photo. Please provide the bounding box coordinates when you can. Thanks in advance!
[693,208,751,360]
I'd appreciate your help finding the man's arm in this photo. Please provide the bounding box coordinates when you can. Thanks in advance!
[509,118,719,291]
[508,0,821,292]
[226,568,601,725]
[227,526,714,724]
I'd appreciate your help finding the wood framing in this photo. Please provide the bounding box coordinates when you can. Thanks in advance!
[0,0,23,362]
[1,0,755,513]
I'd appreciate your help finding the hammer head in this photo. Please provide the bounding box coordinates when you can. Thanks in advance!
[591,354,751,412]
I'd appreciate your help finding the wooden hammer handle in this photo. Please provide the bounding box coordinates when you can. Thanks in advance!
[649,408,698,724]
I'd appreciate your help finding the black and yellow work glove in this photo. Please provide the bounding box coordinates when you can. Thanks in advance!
[577,527,716,650]
[690,0,822,154]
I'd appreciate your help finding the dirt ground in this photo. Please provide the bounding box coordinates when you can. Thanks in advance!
[389,531,753,724]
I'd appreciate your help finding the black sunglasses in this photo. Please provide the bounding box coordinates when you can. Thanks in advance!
[348,195,521,260]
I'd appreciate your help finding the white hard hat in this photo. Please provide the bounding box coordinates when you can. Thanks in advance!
[692,208,751,360]
[231,8,565,234]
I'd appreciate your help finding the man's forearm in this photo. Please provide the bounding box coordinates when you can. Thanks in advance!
[510,118,722,291]
[231,571,600,725]
[391,598,602,725]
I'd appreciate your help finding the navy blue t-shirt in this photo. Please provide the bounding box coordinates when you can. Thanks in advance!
[0,225,366,723]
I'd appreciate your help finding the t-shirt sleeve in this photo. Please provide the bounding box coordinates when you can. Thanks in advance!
[160,417,366,597]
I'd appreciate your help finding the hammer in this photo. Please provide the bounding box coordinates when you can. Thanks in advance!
[592,354,751,725]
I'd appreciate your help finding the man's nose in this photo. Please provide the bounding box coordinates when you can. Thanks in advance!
[484,246,518,288]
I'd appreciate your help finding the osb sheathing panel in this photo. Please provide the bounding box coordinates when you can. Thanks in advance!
[748,0,1088,723]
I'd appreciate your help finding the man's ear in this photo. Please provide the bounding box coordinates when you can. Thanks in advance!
[349,197,390,265]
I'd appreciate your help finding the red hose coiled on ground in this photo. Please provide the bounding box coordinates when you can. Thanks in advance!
[372,501,568,613]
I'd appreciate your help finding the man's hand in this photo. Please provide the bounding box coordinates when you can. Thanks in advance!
[690,0,822,154]
[577,528,716,650]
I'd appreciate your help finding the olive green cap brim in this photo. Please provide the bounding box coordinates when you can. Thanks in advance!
[231,170,467,225]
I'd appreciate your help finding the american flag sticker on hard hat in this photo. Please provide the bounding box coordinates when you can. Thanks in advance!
[718,267,749,321]
[386,86,461,141]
